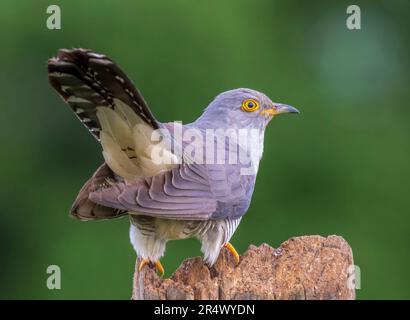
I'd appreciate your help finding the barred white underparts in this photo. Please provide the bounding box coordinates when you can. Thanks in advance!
[129,215,241,266]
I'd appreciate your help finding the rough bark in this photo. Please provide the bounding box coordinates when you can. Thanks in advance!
[132,235,355,300]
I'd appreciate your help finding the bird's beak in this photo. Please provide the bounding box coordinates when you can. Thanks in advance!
[274,103,300,115]
[261,103,300,117]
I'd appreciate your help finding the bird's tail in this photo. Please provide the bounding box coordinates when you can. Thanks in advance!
[48,48,176,220]
[48,48,175,181]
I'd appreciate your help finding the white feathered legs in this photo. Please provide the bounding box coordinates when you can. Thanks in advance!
[129,216,242,274]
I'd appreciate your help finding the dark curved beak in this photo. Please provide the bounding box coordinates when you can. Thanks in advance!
[274,103,300,115]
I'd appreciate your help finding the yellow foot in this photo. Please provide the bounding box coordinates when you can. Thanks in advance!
[224,242,240,265]
[138,258,150,272]
[138,258,165,276]
[154,260,165,277]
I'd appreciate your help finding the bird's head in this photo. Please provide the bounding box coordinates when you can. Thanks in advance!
[196,88,299,130]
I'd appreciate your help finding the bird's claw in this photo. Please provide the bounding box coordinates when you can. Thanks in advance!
[154,260,165,276]
[224,242,240,265]
[138,258,165,276]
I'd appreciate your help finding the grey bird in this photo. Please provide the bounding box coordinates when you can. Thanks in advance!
[48,48,299,275]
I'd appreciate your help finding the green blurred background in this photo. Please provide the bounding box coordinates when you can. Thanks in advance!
[0,0,409,299]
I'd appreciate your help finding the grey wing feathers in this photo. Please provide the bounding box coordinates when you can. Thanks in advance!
[89,162,250,221]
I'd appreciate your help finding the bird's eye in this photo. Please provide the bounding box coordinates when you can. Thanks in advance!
[241,99,260,112]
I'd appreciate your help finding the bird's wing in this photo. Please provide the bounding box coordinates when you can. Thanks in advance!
[70,163,127,221]
[89,129,252,221]
[89,161,250,220]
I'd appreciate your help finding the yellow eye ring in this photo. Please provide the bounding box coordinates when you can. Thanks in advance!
[241,99,260,112]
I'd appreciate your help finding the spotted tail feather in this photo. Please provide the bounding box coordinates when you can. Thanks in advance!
[47,48,159,141]
[48,48,160,219]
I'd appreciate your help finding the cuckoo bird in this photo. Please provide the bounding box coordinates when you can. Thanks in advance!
[48,48,299,275]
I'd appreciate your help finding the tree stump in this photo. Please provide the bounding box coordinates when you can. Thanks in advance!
[132,235,355,300]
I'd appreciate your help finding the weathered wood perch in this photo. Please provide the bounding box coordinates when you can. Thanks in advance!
[132,235,355,300]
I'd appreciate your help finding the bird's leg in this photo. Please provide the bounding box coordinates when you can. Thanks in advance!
[138,258,165,276]
[224,242,240,264]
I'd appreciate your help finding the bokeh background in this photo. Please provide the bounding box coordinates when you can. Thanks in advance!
[0,0,409,299]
